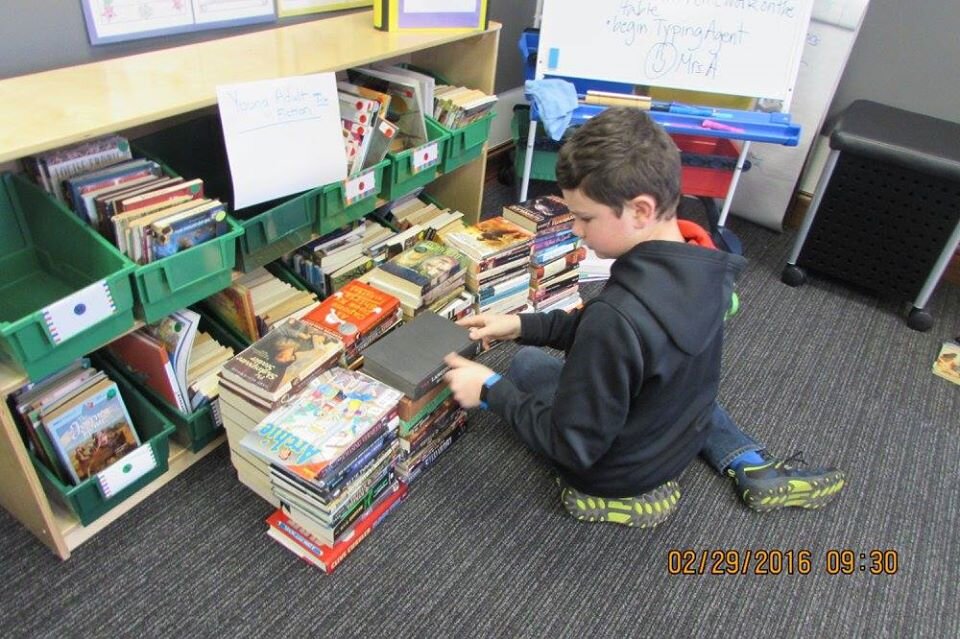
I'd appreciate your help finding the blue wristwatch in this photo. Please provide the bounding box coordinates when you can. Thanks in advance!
[478,373,502,410]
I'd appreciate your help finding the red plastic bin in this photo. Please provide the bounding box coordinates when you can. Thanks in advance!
[672,134,741,199]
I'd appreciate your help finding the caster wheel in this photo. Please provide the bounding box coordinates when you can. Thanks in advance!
[907,308,933,332]
[781,265,806,287]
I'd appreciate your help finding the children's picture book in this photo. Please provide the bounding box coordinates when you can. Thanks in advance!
[106,331,188,412]
[143,309,201,408]
[43,377,140,485]
[301,280,401,353]
[149,201,228,260]
[932,339,960,385]
[441,217,534,262]
[239,367,403,485]
[220,318,344,404]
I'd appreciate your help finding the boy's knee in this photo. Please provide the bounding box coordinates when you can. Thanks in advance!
[506,346,544,384]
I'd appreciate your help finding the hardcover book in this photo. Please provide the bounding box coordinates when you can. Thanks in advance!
[361,311,480,400]
[363,240,466,309]
[502,195,573,233]
[219,318,344,404]
[239,367,403,486]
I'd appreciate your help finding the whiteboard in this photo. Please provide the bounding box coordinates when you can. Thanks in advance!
[537,0,815,102]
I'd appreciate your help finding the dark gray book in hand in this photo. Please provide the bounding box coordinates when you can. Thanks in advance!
[361,311,480,400]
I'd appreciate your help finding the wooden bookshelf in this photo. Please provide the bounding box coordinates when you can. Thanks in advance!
[0,10,500,559]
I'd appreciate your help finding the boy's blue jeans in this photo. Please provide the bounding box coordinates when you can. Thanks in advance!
[504,346,763,476]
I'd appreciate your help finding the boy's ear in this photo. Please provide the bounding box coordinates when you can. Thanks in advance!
[627,194,658,228]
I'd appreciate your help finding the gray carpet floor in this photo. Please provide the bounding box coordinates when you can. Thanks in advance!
[1,179,958,638]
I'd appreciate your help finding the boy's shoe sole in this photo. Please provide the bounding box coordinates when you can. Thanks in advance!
[731,468,846,512]
[559,479,681,528]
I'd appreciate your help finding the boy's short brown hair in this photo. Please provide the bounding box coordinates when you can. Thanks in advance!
[555,107,681,218]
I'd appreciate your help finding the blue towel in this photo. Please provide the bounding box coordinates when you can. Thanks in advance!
[524,79,578,141]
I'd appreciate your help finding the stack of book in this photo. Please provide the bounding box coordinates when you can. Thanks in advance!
[439,217,535,315]
[433,84,498,129]
[217,318,344,503]
[105,308,234,415]
[360,240,468,321]
[361,312,476,484]
[388,194,464,235]
[284,220,393,298]
[203,267,319,343]
[25,135,231,264]
[503,195,585,313]
[242,367,405,571]
[9,359,140,487]
[301,279,403,368]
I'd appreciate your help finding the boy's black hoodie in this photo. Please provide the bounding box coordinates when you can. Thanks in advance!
[486,233,747,497]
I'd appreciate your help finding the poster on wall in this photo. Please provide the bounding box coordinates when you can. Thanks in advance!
[277,0,371,18]
[81,0,276,45]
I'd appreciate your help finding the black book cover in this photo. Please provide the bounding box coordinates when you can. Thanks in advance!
[361,311,480,400]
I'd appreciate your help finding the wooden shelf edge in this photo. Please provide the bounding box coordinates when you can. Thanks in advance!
[54,434,226,557]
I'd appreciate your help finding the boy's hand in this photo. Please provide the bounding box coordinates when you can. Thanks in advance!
[443,353,494,409]
[457,313,521,350]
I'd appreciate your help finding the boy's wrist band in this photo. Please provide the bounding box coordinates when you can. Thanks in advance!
[478,373,502,410]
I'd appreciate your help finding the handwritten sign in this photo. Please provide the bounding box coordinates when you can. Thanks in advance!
[217,74,348,210]
[537,0,815,102]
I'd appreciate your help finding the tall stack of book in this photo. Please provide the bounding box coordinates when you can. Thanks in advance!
[360,240,468,321]
[503,195,585,313]
[301,279,403,368]
[217,318,344,503]
[361,312,476,484]
[439,217,535,315]
[202,267,319,343]
[244,367,406,573]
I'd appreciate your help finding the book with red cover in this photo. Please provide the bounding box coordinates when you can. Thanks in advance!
[301,280,400,353]
[106,331,188,412]
[265,482,408,573]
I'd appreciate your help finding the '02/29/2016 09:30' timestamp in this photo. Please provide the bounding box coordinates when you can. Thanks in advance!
[666,548,900,576]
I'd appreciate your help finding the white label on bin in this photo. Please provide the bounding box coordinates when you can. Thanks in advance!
[411,142,439,174]
[344,169,378,206]
[41,280,117,345]
[96,444,158,499]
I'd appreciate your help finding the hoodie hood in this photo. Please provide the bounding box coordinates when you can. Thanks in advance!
[608,238,746,355]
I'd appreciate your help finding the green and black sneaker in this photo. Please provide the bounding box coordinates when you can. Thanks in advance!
[727,452,845,512]
[558,478,681,528]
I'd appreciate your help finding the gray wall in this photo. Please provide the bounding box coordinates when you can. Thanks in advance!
[828,0,960,123]
[0,1,955,124]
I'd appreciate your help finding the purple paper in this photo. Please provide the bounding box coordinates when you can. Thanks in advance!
[398,1,482,28]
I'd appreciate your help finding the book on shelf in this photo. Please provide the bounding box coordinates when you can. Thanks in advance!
[361,311,480,400]
[219,318,343,405]
[63,159,164,225]
[502,195,573,234]
[347,66,429,150]
[23,134,133,203]
[265,481,408,574]
[42,376,140,485]
[239,367,403,488]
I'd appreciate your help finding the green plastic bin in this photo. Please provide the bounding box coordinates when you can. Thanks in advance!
[133,115,316,273]
[132,216,243,323]
[437,110,496,173]
[31,360,175,526]
[0,173,136,380]
[381,118,450,201]
[317,159,389,237]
